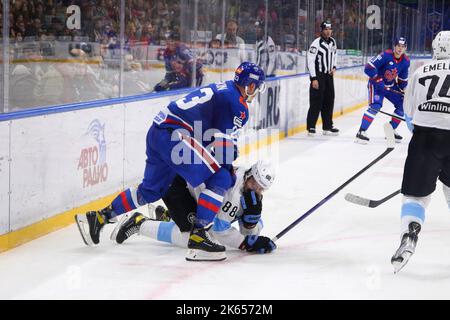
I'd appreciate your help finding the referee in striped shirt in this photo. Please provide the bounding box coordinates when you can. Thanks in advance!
[306,21,339,136]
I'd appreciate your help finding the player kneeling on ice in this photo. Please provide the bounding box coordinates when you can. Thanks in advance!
[391,31,450,273]
[111,161,277,258]
[74,62,266,262]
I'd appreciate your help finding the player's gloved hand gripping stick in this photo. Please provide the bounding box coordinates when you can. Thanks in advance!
[272,123,396,242]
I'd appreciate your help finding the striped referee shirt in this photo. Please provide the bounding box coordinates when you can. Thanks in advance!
[307,36,337,80]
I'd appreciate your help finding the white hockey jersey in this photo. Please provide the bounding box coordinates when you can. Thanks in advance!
[405,59,450,130]
[189,167,263,249]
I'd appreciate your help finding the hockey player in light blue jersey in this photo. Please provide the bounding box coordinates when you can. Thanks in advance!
[110,161,277,256]
[75,62,266,262]
[356,37,411,143]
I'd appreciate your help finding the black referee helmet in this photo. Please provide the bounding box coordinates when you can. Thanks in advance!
[320,21,332,31]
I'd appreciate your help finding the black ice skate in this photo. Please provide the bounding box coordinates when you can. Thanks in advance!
[355,129,370,144]
[75,206,112,246]
[186,227,226,262]
[391,222,421,273]
[394,131,403,143]
[307,128,316,137]
[323,127,340,136]
[111,212,149,244]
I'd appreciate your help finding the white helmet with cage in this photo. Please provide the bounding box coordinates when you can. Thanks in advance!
[432,31,450,60]
[249,160,276,190]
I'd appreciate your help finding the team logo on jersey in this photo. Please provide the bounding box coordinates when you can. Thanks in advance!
[309,46,317,54]
[240,111,246,120]
[384,68,398,82]
[234,116,243,128]
[389,61,394,65]
[77,119,109,188]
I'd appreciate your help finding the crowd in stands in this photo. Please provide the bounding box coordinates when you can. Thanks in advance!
[3,0,446,110]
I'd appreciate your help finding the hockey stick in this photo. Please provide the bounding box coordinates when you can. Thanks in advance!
[344,189,401,208]
[272,123,395,242]
[368,107,405,122]
[385,87,404,96]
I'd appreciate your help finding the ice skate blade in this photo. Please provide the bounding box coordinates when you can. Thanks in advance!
[185,249,227,262]
[391,252,412,274]
[323,131,339,136]
[354,138,368,145]
[110,213,130,242]
[75,214,94,246]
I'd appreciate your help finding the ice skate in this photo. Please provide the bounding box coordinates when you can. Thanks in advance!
[75,206,112,246]
[111,212,149,244]
[186,227,226,261]
[355,130,370,144]
[323,127,339,136]
[394,130,403,143]
[391,222,421,273]
[307,128,316,137]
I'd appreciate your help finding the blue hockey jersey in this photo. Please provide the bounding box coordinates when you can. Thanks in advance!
[153,80,249,146]
[364,49,410,90]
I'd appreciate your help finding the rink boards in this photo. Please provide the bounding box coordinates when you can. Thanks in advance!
[0,59,429,252]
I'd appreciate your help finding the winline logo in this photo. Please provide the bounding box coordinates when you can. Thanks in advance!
[418,101,450,114]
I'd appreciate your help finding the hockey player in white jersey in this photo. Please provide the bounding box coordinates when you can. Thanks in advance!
[391,31,450,273]
[110,161,277,260]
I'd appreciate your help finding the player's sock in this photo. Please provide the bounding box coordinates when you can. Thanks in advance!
[400,201,425,236]
[111,187,145,218]
[359,107,378,131]
[139,220,189,247]
[390,117,402,130]
[196,188,225,228]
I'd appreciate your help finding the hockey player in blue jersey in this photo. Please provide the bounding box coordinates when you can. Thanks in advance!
[75,62,266,261]
[355,37,410,143]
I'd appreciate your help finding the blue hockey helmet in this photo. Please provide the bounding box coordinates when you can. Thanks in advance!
[234,62,266,98]
[393,36,407,47]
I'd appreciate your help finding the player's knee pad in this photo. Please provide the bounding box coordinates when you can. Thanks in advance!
[367,103,381,115]
[394,108,404,117]
[162,176,196,232]
[443,184,450,210]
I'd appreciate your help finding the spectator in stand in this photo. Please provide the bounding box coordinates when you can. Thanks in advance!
[215,20,245,48]
[140,22,157,45]
[154,31,204,92]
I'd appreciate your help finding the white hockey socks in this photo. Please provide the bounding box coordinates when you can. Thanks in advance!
[139,220,189,248]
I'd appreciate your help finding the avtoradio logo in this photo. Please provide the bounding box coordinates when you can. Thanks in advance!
[77,119,109,188]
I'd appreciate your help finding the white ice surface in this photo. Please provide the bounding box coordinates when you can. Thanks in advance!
[2,104,450,300]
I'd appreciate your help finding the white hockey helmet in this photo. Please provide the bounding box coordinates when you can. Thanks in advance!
[432,31,450,60]
[249,160,276,190]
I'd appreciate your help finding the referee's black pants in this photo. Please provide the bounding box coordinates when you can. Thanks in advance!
[307,73,335,130]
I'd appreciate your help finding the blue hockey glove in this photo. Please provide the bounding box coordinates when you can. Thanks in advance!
[239,235,276,253]
[369,76,384,92]
[240,190,262,229]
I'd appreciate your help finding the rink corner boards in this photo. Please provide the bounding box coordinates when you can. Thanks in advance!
[0,100,366,254]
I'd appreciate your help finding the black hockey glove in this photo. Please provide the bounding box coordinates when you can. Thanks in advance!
[240,190,262,229]
[239,235,276,253]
